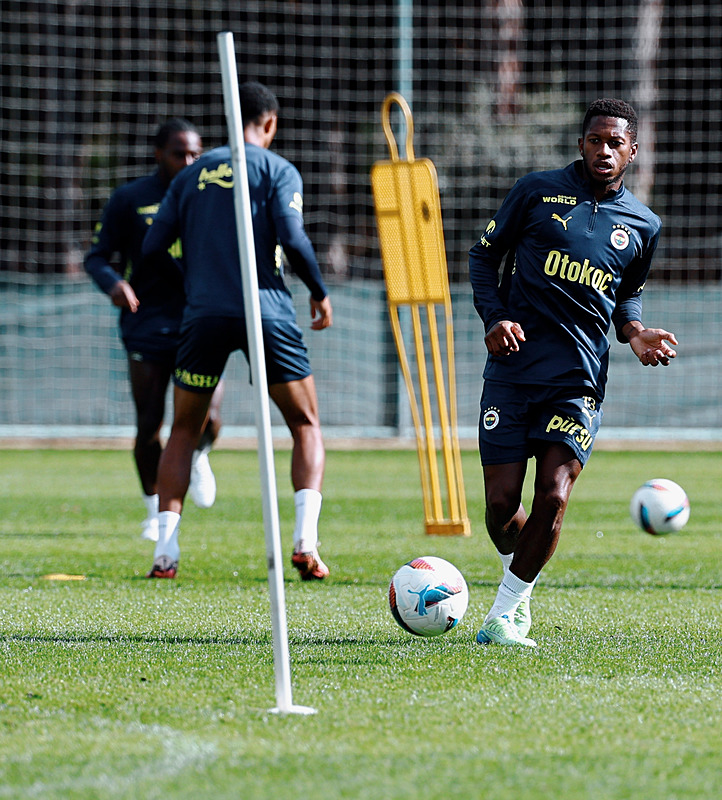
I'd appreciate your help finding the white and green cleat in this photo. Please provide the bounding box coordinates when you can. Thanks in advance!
[513,597,532,638]
[476,614,537,647]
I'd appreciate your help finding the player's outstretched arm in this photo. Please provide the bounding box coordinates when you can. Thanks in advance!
[623,321,678,366]
[484,320,526,357]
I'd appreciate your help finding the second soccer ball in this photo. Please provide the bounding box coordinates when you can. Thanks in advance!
[629,478,690,535]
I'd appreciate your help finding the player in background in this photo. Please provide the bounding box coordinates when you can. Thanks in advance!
[469,99,678,647]
[141,82,332,581]
[85,119,224,542]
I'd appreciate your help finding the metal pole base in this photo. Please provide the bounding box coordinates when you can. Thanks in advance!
[269,705,318,716]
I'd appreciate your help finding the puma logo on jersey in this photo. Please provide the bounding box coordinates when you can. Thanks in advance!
[289,192,303,213]
[552,213,572,230]
[478,219,496,248]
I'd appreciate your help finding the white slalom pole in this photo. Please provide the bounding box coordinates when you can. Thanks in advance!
[216,31,316,716]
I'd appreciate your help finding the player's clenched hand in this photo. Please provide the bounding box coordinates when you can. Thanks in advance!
[485,320,525,356]
[310,296,333,330]
[110,280,140,313]
[627,327,678,366]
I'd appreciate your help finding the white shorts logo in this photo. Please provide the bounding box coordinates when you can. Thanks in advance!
[482,408,500,430]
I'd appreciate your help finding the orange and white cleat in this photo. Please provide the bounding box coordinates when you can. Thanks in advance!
[146,555,178,579]
[291,549,330,581]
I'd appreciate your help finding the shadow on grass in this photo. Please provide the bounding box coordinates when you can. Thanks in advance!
[0,531,93,538]
[0,631,416,649]
[0,632,272,646]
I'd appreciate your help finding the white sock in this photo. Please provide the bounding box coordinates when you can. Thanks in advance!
[497,550,513,576]
[155,511,181,562]
[143,493,159,520]
[293,489,322,553]
[485,569,537,623]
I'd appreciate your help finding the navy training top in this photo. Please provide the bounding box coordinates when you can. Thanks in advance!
[142,144,327,323]
[469,161,661,400]
[84,171,185,349]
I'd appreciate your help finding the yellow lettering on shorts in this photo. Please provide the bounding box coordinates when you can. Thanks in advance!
[175,369,219,389]
[547,414,593,451]
[546,415,564,432]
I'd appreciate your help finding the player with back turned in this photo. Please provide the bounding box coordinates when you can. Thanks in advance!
[84,119,224,542]
[141,82,332,581]
[469,98,678,647]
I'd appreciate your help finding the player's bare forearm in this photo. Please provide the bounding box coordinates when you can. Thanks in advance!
[623,321,678,366]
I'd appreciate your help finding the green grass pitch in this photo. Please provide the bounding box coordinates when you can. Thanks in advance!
[0,447,720,799]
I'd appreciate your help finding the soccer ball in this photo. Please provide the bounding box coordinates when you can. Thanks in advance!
[388,556,469,637]
[629,478,690,535]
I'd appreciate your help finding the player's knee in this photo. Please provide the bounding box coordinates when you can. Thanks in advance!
[484,485,522,526]
[283,403,320,432]
[204,411,222,439]
[136,415,164,442]
[290,420,322,445]
[534,483,569,526]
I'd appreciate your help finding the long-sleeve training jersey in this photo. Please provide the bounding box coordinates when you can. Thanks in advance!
[469,161,661,400]
[142,144,327,324]
[84,171,185,349]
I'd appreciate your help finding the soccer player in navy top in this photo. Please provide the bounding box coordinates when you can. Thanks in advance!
[85,119,224,543]
[142,82,333,581]
[469,99,678,646]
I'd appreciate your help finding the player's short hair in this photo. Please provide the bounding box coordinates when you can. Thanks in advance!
[239,81,280,127]
[582,98,638,142]
[154,118,199,149]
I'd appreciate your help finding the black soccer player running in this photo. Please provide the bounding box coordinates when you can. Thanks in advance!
[469,99,678,646]
[85,119,224,542]
[141,82,332,581]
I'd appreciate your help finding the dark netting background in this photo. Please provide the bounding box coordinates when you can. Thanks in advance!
[2,0,720,281]
[1,1,720,436]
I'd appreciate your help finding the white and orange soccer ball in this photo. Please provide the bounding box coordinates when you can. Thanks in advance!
[630,478,690,535]
[389,556,469,637]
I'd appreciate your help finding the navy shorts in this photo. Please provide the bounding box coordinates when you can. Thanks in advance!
[173,315,312,393]
[123,327,181,369]
[479,380,603,467]
[124,344,177,372]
